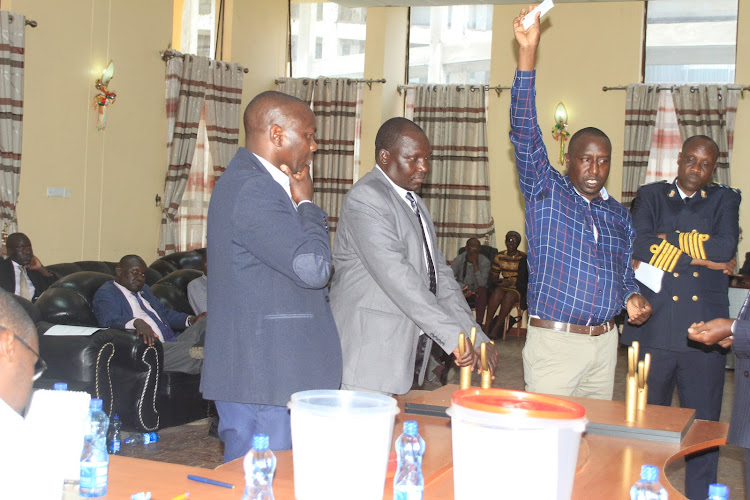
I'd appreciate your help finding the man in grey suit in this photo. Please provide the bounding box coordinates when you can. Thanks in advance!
[330,117,498,395]
[688,293,750,495]
[202,91,342,462]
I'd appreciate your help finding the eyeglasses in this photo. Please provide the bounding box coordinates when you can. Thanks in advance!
[13,334,47,381]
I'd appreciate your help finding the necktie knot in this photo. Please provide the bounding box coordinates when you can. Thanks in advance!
[405,192,419,214]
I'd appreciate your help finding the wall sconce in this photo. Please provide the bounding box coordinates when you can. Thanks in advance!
[93,60,117,131]
[552,102,570,165]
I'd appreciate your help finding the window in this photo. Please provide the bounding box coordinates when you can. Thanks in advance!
[179,0,216,59]
[408,5,493,84]
[645,0,737,84]
[290,2,367,78]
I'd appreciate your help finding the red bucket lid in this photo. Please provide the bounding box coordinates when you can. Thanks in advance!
[452,388,586,420]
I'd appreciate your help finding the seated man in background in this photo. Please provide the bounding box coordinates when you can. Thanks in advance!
[0,233,56,302]
[0,288,45,496]
[451,237,490,325]
[92,255,205,374]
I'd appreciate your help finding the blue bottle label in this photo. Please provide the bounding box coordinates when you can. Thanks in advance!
[109,439,120,453]
[394,485,424,500]
[80,461,108,494]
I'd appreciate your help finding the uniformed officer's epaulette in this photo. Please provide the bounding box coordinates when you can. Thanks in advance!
[712,182,741,194]
[639,180,669,187]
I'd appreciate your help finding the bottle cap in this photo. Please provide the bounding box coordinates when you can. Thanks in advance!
[53,382,68,391]
[113,414,120,421]
[148,432,159,442]
[252,433,269,451]
[90,398,103,411]
[403,420,418,436]
[708,483,729,498]
[640,465,658,482]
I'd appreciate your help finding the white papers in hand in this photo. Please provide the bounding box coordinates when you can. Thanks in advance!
[634,262,664,293]
[522,0,555,30]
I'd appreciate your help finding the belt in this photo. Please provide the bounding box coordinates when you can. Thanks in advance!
[528,318,616,337]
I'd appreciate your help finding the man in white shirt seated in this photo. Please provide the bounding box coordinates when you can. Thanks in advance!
[0,288,46,496]
[92,255,205,374]
[0,233,56,302]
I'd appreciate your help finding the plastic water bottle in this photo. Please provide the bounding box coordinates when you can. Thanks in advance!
[53,382,68,390]
[242,433,276,500]
[124,432,159,445]
[707,483,729,499]
[79,398,109,497]
[630,464,667,499]
[107,414,122,455]
[394,420,425,500]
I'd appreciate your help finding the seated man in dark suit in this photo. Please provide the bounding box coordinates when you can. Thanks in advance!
[0,233,56,302]
[92,255,205,374]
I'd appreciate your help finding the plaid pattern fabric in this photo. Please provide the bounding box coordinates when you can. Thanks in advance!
[0,12,24,233]
[645,90,681,184]
[621,84,658,207]
[510,70,639,325]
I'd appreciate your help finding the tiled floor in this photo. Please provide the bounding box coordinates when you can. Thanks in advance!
[122,335,746,499]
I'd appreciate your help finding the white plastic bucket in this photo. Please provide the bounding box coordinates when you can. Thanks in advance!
[288,390,399,500]
[446,388,587,500]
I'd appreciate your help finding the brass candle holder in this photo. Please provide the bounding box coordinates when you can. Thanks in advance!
[625,342,651,422]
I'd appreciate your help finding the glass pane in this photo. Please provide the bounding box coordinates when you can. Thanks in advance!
[290,2,367,78]
[408,5,493,84]
[645,0,737,84]
[180,0,216,59]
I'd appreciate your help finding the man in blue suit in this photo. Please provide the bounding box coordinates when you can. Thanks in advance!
[688,294,750,495]
[202,91,341,461]
[93,255,205,374]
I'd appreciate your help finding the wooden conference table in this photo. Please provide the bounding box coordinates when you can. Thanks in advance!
[104,385,727,499]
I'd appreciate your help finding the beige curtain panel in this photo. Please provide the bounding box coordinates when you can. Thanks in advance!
[672,85,739,186]
[406,84,495,260]
[621,84,659,208]
[0,12,25,234]
[277,77,362,242]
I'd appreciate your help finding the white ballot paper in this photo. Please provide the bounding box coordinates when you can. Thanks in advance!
[634,261,664,293]
[43,324,102,336]
[522,0,555,30]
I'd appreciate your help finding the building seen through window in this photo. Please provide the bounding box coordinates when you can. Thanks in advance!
[408,5,493,84]
[290,2,367,78]
[645,0,737,84]
[180,0,216,59]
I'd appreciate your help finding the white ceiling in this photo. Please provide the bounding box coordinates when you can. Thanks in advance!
[333,0,643,8]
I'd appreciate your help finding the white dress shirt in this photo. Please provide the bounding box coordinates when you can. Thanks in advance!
[11,260,35,298]
[112,281,190,342]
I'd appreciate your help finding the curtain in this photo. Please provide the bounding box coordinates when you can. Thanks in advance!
[621,84,659,208]
[644,90,681,184]
[405,85,495,259]
[672,85,739,185]
[277,77,362,242]
[0,12,25,236]
[174,60,244,251]
[158,54,209,256]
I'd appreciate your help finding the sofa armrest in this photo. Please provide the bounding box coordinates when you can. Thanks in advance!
[37,326,162,431]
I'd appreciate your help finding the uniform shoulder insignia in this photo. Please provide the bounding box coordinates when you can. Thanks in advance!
[715,183,741,194]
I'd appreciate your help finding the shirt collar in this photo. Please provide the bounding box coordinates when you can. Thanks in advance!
[674,181,694,200]
[254,153,293,202]
[0,396,23,422]
[573,185,609,204]
[376,165,414,201]
[114,281,139,296]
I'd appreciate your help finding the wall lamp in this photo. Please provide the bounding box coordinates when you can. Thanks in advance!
[552,102,569,165]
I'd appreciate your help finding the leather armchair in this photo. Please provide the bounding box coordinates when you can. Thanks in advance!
[35,262,209,431]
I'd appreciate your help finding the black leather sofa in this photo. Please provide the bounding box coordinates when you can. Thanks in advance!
[34,250,208,431]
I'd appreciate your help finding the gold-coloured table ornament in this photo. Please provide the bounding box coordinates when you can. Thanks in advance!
[458,327,478,390]
[625,342,651,422]
[480,342,492,389]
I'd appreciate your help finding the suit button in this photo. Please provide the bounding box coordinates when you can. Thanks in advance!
[673,296,679,301]
[325,296,330,302]
[692,295,698,301]
[673,272,679,278]
[693,272,699,278]
[745,371,749,378]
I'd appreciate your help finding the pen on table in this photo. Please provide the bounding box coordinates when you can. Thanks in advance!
[187,474,235,489]
[169,494,190,500]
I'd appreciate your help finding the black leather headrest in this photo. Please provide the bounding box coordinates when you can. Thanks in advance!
[10,294,42,324]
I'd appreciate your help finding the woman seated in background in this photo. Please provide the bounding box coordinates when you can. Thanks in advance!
[484,231,528,339]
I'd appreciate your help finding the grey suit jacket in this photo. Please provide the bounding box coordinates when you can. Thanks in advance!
[201,148,342,406]
[329,167,489,395]
[729,293,750,448]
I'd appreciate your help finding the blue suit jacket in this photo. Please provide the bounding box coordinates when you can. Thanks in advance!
[622,181,741,352]
[729,295,750,448]
[201,147,341,406]
[93,280,189,335]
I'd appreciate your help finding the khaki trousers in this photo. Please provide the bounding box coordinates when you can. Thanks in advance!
[522,323,618,400]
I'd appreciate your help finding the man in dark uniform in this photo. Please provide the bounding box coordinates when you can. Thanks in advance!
[622,135,740,499]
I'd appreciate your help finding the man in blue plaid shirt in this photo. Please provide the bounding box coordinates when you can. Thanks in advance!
[511,8,651,399]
